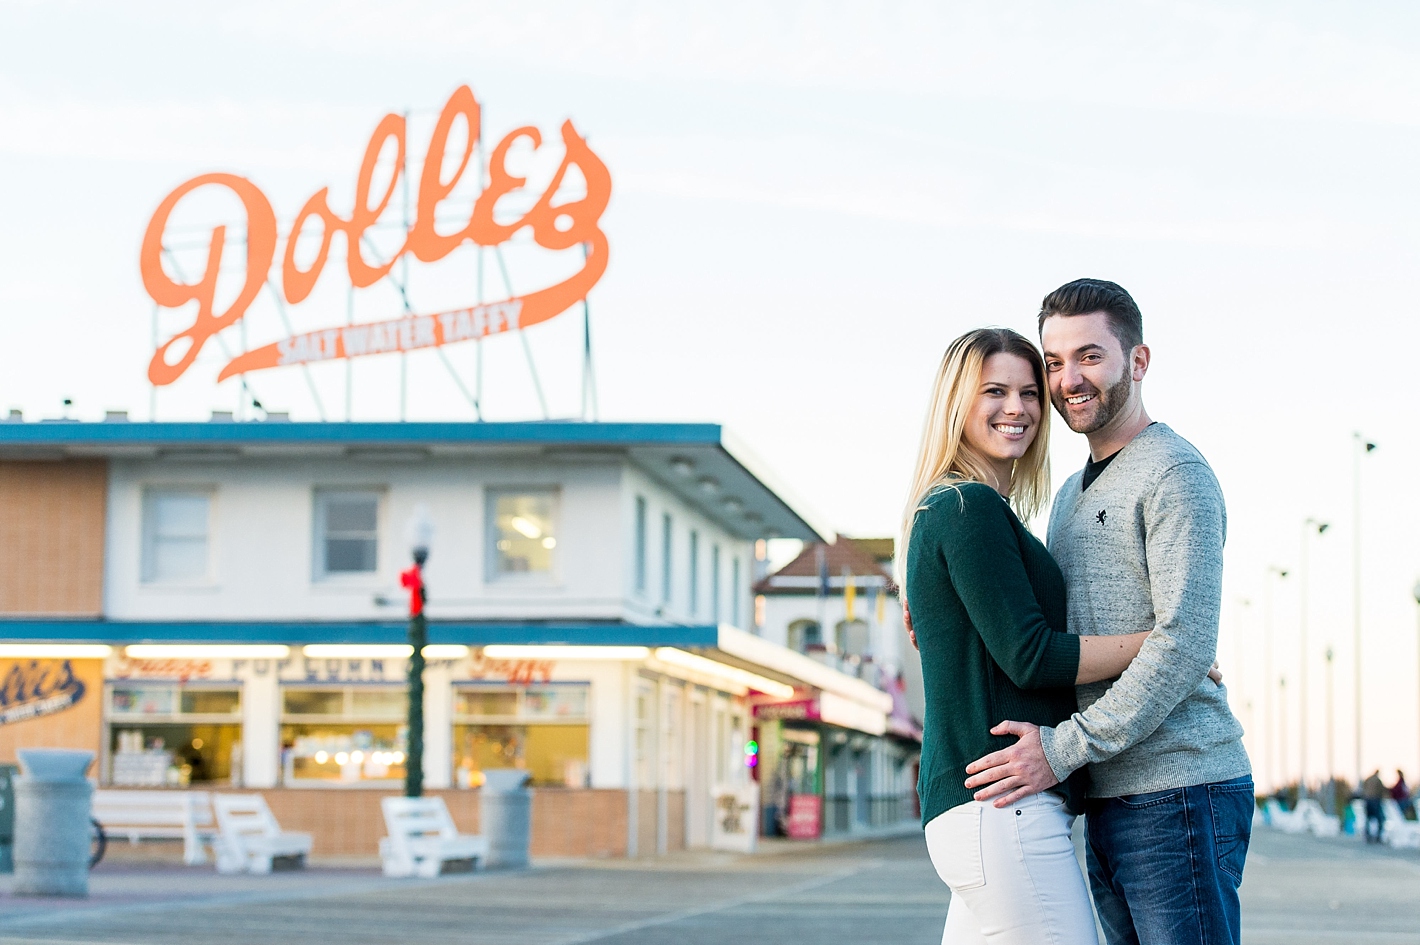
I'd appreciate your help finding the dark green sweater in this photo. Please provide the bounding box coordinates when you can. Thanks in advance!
[906,481,1087,824]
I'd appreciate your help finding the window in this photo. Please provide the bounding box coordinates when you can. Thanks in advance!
[711,544,721,623]
[280,685,407,786]
[314,490,380,577]
[788,619,823,653]
[453,684,591,788]
[634,495,647,595]
[732,557,742,627]
[661,513,673,605]
[488,489,559,580]
[107,683,241,786]
[142,489,211,583]
[688,530,700,616]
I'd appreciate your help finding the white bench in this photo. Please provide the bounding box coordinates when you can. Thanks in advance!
[1263,798,1308,834]
[1381,798,1420,850]
[379,796,487,878]
[91,790,217,865]
[1293,797,1340,837]
[213,794,314,874]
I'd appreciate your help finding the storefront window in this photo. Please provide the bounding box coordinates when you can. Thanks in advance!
[487,489,558,579]
[107,683,242,787]
[281,685,407,786]
[453,683,590,788]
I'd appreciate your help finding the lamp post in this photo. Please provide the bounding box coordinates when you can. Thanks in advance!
[1279,675,1289,794]
[1299,518,1329,797]
[1352,433,1377,785]
[1325,646,1336,791]
[1264,565,1289,792]
[1413,580,1420,786]
[400,506,434,798]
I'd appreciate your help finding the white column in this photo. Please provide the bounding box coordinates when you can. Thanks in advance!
[243,662,281,788]
[422,661,454,789]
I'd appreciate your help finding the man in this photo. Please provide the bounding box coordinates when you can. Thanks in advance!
[1364,769,1388,843]
[963,278,1253,945]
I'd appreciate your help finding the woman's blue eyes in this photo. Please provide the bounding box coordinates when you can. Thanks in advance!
[984,388,1038,397]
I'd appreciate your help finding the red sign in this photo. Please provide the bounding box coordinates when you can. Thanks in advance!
[785,794,823,839]
[139,85,611,387]
[754,698,820,722]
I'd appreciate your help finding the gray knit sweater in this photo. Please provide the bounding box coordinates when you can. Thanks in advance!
[1038,423,1251,797]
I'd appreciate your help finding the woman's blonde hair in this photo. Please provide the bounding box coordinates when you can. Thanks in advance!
[896,327,1051,583]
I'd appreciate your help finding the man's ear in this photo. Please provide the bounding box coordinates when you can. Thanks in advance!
[1131,343,1151,381]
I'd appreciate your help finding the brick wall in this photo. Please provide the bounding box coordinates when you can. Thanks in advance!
[259,787,633,858]
[0,460,107,615]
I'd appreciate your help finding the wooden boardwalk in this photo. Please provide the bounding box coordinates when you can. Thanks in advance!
[0,828,1415,944]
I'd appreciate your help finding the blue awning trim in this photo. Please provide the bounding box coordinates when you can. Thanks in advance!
[0,620,719,647]
[0,421,723,448]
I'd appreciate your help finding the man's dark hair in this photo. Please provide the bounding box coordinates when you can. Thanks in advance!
[1037,278,1143,354]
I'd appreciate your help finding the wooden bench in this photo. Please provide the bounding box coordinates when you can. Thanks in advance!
[91,790,217,865]
[212,793,314,874]
[379,796,487,878]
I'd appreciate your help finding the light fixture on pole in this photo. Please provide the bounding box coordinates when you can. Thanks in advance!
[1298,518,1329,797]
[1264,565,1289,792]
[400,504,435,798]
[1352,433,1377,785]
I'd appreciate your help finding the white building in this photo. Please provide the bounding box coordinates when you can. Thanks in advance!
[0,419,911,856]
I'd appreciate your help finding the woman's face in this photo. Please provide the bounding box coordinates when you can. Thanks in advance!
[964,352,1043,468]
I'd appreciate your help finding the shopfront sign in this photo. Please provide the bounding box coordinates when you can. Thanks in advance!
[465,650,555,685]
[0,659,87,726]
[140,84,611,387]
[754,698,820,722]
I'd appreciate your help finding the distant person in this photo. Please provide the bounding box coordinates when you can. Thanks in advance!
[1364,769,1388,841]
[1391,770,1414,820]
[899,326,1221,944]
[962,279,1253,945]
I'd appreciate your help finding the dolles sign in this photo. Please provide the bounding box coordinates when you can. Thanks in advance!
[140,85,612,387]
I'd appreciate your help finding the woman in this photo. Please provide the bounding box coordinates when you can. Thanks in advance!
[900,328,1155,944]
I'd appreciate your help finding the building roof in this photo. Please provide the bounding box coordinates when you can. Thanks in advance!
[0,420,827,542]
[754,536,897,595]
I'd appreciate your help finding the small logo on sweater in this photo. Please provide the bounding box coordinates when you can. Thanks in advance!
[1096,509,1107,525]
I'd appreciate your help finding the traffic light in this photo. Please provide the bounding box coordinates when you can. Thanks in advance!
[744,739,759,768]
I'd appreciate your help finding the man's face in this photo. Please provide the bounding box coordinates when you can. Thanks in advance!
[1040,312,1136,434]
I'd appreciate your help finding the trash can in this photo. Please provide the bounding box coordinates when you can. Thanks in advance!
[480,768,532,869]
[13,749,95,897]
[0,763,17,873]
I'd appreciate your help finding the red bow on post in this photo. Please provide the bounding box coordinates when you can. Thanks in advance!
[399,563,425,617]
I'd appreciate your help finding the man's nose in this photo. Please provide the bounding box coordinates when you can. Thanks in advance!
[1057,362,1084,393]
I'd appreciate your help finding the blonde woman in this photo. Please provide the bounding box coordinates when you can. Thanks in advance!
[900,328,1170,944]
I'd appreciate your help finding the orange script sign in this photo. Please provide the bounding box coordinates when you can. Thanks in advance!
[140,85,611,386]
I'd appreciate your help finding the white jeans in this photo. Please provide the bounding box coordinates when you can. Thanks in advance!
[924,793,1097,945]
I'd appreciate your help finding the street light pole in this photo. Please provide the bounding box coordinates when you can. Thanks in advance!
[401,506,435,799]
[1299,519,1329,797]
[1279,675,1289,793]
[1413,580,1420,787]
[1264,565,1289,792]
[1325,646,1336,789]
[1352,433,1377,786]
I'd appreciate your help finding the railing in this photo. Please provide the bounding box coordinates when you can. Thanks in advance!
[823,794,912,833]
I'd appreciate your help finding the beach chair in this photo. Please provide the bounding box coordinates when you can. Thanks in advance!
[212,793,313,874]
[379,796,487,878]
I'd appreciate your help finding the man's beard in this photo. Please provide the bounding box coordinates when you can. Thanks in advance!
[1052,365,1133,434]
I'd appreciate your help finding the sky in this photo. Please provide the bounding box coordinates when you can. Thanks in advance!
[3,0,1419,786]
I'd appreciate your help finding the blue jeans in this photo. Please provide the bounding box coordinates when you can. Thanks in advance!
[1085,776,1253,945]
